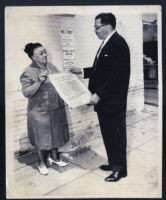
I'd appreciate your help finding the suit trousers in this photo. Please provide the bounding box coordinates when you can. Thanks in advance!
[97,108,127,172]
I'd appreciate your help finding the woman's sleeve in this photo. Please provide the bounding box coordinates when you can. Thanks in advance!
[20,69,42,98]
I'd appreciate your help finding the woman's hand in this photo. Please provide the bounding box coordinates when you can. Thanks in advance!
[38,71,48,82]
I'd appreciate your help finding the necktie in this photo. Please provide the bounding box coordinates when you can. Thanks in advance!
[96,41,104,59]
[94,41,104,70]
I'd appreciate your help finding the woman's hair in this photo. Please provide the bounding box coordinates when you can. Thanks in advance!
[24,43,42,58]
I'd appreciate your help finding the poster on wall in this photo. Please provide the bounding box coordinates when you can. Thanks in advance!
[60,27,76,69]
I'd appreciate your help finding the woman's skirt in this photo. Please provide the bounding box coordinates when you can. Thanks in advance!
[27,107,69,150]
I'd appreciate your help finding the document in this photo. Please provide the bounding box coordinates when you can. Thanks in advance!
[49,73,92,108]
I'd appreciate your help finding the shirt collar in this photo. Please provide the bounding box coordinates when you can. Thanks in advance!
[103,30,116,45]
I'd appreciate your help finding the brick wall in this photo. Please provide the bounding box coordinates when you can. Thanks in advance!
[6,13,144,157]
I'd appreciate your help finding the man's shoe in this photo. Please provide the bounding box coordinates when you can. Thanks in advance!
[105,171,127,182]
[100,164,112,171]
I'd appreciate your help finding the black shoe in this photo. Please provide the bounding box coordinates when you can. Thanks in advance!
[105,171,127,182]
[100,164,112,171]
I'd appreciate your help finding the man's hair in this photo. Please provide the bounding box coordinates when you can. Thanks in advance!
[95,13,116,29]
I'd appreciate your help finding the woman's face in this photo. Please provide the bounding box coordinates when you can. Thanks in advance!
[31,46,47,64]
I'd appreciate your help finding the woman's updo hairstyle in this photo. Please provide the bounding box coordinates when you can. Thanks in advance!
[24,43,42,58]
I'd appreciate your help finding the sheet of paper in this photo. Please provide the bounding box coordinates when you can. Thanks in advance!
[49,73,92,108]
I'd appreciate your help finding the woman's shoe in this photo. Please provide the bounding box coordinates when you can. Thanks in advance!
[37,164,48,175]
[48,157,68,167]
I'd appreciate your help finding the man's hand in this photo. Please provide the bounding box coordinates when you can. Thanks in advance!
[68,67,82,74]
[89,93,100,105]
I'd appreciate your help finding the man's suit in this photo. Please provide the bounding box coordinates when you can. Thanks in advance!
[84,31,130,172]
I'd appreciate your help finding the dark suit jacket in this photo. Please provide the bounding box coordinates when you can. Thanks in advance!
[84,32,130,113]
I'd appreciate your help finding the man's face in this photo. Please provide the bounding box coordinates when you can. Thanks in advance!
[94,18,110,40]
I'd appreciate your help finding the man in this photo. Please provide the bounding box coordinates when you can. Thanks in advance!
[70,13,130,182]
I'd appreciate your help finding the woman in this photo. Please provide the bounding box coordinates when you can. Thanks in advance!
[20,43,69,175]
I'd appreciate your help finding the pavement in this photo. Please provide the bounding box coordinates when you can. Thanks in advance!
[6,101,161,198]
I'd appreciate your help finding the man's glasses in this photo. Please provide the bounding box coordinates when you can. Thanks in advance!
[94,24,106,30]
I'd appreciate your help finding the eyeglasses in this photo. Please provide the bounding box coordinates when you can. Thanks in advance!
[94,24,105,30]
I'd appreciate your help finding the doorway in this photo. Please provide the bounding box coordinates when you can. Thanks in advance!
[142,14,158,106]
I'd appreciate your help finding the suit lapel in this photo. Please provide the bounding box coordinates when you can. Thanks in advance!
[100,32,118,56]
[93,32,118,69]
